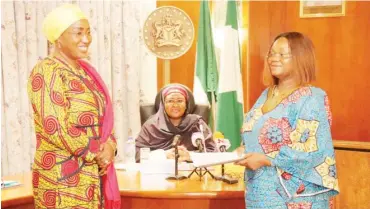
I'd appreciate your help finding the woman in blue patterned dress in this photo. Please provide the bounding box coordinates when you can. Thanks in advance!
[235,32,339,209]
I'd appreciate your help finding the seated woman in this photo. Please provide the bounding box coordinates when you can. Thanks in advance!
[136,84,216,162]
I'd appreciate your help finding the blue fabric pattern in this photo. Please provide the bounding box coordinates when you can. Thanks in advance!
[241,86,339,209]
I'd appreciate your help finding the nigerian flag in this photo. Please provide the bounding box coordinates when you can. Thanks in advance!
[193,0,218,125]
[215,0,244,151]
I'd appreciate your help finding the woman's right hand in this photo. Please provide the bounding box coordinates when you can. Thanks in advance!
[165,146,190,162]
[234,152,271,171]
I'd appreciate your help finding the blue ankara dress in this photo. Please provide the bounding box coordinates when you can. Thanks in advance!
[241,86,339,209]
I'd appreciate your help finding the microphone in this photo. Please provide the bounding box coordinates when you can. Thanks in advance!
[166,134,188,181]
[191,132,205,152]
[172,135,181,147]
[216,138,231,152]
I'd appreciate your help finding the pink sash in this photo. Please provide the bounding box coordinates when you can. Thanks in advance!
[78,60,121,209]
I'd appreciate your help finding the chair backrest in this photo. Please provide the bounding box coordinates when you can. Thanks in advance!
[139,84,210,125]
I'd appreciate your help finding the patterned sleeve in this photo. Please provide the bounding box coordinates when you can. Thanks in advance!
[28,64,98,162]
[271,92,339,194]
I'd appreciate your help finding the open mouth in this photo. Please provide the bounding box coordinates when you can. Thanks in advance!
[78,46,88,52]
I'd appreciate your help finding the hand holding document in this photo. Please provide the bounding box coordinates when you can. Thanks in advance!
[189,152,246,168]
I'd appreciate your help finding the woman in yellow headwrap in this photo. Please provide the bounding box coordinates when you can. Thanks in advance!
[28,4,120,209]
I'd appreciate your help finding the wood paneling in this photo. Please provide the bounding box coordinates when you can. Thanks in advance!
[247,1,370,142]
[241,1,249,112]
[156,1,201,90]
[333,140,370,209]
[334,140,370,151]
[334,148,370,209]
[156,1,250,107]
[155,1,370,141]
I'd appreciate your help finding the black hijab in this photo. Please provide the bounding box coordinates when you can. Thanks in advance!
[136,84,204,152]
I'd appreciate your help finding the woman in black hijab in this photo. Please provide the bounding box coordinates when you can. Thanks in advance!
[135,84,216,162]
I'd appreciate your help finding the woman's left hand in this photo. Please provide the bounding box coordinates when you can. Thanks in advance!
[234,152,271,170]
[96,142,115,168]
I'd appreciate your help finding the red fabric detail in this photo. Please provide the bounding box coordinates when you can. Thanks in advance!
[78,60,121,209]
[296,183,305,194]
[281,172,292,180]
[61,159,79,177]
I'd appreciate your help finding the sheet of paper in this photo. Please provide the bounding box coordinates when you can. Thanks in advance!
[115,160,195,174]
[190,152,245,168]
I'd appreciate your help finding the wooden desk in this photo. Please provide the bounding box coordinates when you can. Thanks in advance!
[1,173,34,209]
[2,165,245,209]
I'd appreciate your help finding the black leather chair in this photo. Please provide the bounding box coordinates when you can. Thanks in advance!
[140,84,210,125]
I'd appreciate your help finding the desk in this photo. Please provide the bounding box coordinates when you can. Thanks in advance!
[2,165,245,209]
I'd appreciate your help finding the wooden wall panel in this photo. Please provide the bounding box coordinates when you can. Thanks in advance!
[247,1,370,142]
[156,1,201,90]
[155,1,370,141]
[334,148,370,209]
[156,1,249,109]
[241,1,249,112]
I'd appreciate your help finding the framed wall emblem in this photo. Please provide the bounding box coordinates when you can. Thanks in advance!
[300,0,346,18]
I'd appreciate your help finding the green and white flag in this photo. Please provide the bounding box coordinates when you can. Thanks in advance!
[193,1,218,125]
[215,0,244,151]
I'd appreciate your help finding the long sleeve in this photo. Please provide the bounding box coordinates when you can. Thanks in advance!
[271,92,339,194]
[28,63,98,163]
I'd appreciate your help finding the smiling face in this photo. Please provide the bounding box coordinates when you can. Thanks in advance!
[267,37,295,81]
[56,19,92,60]
[263,32,317,86]
[164,93,187,119]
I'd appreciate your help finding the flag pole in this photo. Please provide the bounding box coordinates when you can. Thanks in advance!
[211,92,216,133]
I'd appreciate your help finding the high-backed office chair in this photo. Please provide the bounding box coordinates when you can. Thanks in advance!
[140,84,210,125]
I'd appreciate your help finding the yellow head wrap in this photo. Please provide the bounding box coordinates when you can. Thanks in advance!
[42,4,87,43]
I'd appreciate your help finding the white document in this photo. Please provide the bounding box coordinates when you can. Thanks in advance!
[140,160,195,174]
[190,152,245,168]
[115,160,195,174]
[116,149,196,174]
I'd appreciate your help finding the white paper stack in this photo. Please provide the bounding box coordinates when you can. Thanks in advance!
[190,152,245,168]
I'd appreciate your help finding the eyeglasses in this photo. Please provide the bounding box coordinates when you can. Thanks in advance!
[266,52,292,60]
[165,100,186,106]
